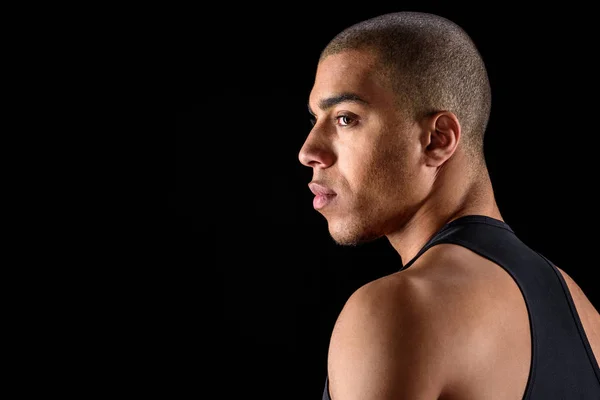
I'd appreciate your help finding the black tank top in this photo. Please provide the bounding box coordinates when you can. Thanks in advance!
[322,215,600,399]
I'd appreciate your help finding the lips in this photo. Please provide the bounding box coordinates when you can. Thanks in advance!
[308,182,337,210]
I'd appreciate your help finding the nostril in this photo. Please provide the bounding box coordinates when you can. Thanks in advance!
[298,142,315,167]
[300,147,335,169]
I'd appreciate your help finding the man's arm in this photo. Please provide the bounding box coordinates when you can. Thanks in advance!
[326,274,456,400]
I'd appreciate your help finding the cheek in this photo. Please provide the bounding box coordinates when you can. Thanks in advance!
[372,141,407,177]
[366,142,420,201]
[341,148,380,188]
[337,130,415,195]
[344,148,404,197]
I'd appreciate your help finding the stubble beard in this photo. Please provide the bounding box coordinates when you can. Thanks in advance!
[327,211,383,247]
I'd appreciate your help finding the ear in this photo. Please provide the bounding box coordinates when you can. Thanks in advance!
[421,111,461,167]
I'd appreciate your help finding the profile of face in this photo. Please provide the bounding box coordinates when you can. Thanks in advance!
[298,49,432,246]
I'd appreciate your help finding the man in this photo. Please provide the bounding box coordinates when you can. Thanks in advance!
[298,11,600,399]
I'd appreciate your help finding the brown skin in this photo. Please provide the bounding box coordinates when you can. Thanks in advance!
[298,49,600,399]
[299,49,502,257]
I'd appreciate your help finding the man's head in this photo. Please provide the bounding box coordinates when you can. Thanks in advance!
[321,12,491,160]
[298,12,491,246]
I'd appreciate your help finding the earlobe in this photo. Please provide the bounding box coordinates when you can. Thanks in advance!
[424,112,460,167]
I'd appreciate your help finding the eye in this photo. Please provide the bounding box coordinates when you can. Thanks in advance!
[336,114,356,127]
[309,117,316,127]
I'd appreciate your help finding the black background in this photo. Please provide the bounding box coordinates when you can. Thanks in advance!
[169,4,597,398]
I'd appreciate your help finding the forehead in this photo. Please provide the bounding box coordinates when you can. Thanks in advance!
[309,50,394,112]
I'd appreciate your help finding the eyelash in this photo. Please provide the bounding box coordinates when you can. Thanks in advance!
[335,115,355,127]
[309,114,357,127]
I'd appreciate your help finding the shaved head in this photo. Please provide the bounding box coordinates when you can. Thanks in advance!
[320,12,491,168]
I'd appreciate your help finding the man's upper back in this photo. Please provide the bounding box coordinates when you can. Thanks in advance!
[324,215,600,399]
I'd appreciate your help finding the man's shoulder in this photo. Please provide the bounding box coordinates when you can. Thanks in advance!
[334,262,466,357]
[339,242,523,338]
[327,249,487,398]
[328,243,532,398]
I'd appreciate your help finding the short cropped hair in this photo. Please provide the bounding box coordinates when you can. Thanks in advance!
[321,12,491,163]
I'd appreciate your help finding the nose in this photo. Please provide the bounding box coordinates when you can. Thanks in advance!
[298,126,335,168]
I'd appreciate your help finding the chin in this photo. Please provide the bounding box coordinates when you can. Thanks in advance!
[328,220,381,246]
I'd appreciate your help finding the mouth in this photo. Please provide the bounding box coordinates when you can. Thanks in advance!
[308,182,337,210]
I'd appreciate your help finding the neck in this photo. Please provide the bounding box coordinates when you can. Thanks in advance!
[385,157,502,266]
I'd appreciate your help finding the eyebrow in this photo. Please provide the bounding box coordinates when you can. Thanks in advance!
[307,92,369,116]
